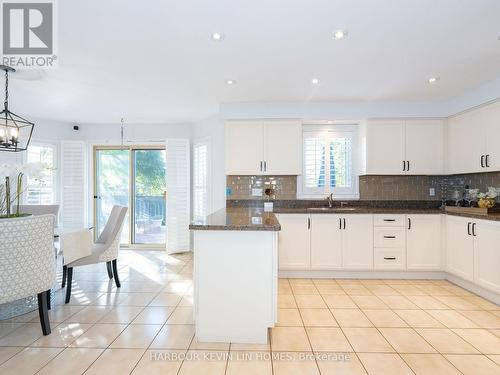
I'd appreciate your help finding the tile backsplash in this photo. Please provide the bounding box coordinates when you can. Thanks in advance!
[227,172,500,201]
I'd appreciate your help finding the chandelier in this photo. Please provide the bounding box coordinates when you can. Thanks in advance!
[0,65,34,152]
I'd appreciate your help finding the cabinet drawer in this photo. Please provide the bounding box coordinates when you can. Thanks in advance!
[374,215,406,227]
[374,228,406,248]
[374,248,406,270]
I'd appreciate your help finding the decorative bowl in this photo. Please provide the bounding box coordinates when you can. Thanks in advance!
[477,198,496,209]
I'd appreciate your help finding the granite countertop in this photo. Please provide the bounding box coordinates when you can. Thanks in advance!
[444,210,500,222]
[189,208,281,231]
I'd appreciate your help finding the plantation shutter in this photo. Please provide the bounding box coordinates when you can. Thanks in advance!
[60,141,86,226]
[165,138,191,253]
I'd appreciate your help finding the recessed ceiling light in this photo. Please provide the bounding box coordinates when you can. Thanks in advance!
[427,77,440,84]
[333,30,348,40]
[211,32,224,41]
[226,79,235,85]
[311,78,320,85]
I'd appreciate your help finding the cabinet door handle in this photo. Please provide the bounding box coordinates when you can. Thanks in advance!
[339,218,342,230]
[307,218,311,230]
[343,218,346,230]
[384,235,396,239]
[486,154,490,168]
[260,161,263,172]
[384,257,396,260]
[403,160,406,171]
[481,155,485,168]
[408,217,412,230]
[407,160,410,171]
[264,161,267,172]
[472,222,477,237]
[383,219,396,222]
[467,222,471,236]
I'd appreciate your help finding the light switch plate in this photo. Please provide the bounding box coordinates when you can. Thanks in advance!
[429,188,435,197]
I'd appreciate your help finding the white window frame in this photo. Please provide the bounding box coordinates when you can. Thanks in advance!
[298,124,359,200]
[23,141,59,205]
[192,137,212,218]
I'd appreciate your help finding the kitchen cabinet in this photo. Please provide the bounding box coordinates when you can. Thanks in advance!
[473,219,500,294]
[373,214,406,271]
[445,215,474,281]
[277,214,310,270]
[342,215,374,270]
[310,214,342,270]
[482,101,500,172]
[365,119,444,175]
[407,215,442,271]
[225,119,302,175]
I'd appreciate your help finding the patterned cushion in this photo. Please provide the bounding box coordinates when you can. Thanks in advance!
[0,215,56,304]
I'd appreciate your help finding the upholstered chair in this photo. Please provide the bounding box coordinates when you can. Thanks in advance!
[19,205,60,227]
[61,206,128,304]
[0,215,56,335]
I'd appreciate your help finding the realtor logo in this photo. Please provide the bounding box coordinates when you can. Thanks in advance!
[1,1,57,68]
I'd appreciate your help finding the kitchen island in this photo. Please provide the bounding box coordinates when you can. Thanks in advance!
[189,207,280,344]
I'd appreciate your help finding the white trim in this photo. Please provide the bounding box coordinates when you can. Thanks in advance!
[192,136,212,218]
[279,270,446,279]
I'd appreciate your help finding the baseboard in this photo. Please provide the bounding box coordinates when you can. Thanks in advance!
[445,274,500,305]
[279,270,446,279]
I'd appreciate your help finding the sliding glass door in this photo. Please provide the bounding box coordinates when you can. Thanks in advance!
[94,146,166,247]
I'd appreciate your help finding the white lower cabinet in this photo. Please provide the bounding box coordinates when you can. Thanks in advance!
[473,219,500,294]
[407,215,442,270]
[277,214,310,270]
[341,215,374,270]
[310,214,342,270]
[446,215,474,281]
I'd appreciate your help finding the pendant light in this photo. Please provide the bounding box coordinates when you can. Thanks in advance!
[0,65,34,152]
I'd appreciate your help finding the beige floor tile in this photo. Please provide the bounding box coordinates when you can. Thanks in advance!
[277,309,303,326]
[0,347,23,365]
[401,353,462,374]
[351,295,389,309]
[278,294,297,308]
[0,347,63,374]
[343,327,394,352]
[31,305,85,323]
[289,278,314,286]
[463,296,500,310]
[91,292,129,306]
[65,306,113,324]
[150,324,195,349]
[132,306,175,324]
[272,357,320,375]
[271,327,312,352]
[230,342,270,351]
[0,322,45,346]
[178,350,228,375]
[37,348,104,375]
[379,328,436,353]
[406,296,449,309]
[278,285,293,294]
[426,309,478,328]
[331,309,373,327]
[226,351,272,375]
[291,285,319,295]
[148,293,182,307]
[110,324,162,348]
[189,338,230,351]
[445,354,500,375]
[378,295,419,309]
[434,295,481,310]
[84,348,145,375]
[357,353,413,375]
[98,306,144,323]
[491,329,500,338]
[363,309,408,327]
[452,328,500,354]
[315,284,345,295]
[391,285,428,295]
[312,279,338,285]
[131,350,184,375]
[342,286,373,296]
[117,292,157,306]
[300,308,338,327]
[306,327,352,352]
[0,323,24,339]
[316,352,367,374]
[489,354,500,366]
[366,285,400,296]
[322,295,357,308]
[166,307,194,324]
[459,310,500,329]
[415,328,479,354]
[395,310,444,328]
[294,294,326,308]
[31,322,92,348]
[70,323,126,348]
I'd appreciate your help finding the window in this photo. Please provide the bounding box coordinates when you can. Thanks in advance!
[25,144,56,205]
[301,126,357,198]
[193,139,210,218]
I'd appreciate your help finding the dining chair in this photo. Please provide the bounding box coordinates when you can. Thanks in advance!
[19,205,60,227]
[0,215,56,335]
[61,205,128,304]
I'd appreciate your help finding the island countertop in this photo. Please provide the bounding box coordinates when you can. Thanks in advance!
[189,207,281,231]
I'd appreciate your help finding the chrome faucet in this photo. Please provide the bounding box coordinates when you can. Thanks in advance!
[326,193,334,208]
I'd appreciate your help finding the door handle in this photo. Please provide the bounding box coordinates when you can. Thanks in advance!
[343,218,346,230]
[472,223,477,237]
[384,235,396,239]
[383,219,396,222]
[467,222,471,236]
[407,160,410,172]
[408,217,411,230]
[384,257,396,260]
[403,160,406,172]
[264,161,267,172]
[481,155,485,168]
[486,154,490,168]
[260,161,263,172]
[307,217,311,230]
[339,218,342,230]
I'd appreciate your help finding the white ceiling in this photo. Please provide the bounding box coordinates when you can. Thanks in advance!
[6,0,500,124]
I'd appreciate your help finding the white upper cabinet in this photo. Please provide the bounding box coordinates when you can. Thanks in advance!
[366,120,405,175]
[225,121,264,175]
[365,119,444,175]
[225,119,302,175]
[263,120,302,175]
[406,215,442,271]
[405,120,444,175]
[446,100,500,174]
